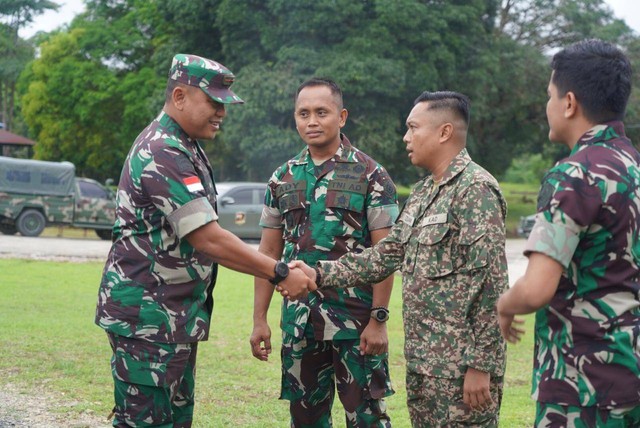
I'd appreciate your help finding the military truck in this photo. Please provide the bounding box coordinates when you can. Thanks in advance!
[0,156,116,239]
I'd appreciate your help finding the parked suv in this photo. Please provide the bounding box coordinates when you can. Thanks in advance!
[216,182,267,240]
[517,214,536,238]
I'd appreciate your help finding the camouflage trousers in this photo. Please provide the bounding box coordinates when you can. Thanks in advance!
[535,402,640,427]
[107,333,198,428]
[281,331,394,428]
[405,371,503,427]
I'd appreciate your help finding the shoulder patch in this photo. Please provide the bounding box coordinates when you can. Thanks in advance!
[176,155,193,173]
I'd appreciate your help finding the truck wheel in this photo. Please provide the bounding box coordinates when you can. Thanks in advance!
[0,224,17,235]
[95,229,112,240]
[16,209,46,237]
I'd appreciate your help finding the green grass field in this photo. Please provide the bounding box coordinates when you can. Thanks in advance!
[0,258,536,427]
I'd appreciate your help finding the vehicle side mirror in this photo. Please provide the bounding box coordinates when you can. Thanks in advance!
[220,196,235,206]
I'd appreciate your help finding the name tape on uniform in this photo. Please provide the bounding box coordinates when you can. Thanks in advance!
[421,213,447,226]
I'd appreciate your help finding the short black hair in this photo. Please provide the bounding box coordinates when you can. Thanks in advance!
[551,39,632,123]
[295,77,344,109]
[165,78,186,102]
[413,91,470,126]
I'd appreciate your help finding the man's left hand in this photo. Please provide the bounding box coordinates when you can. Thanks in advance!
[359,320,388,355]
[463,367,492,410]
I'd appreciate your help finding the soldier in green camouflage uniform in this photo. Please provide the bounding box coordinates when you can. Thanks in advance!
[498,40,640,427]
[95,54,311,428]
[290,91,508,427]
[250,78,399,427]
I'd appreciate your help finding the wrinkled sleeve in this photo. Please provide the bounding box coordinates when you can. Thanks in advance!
[259,172,284,229]
[139,147,216,238]
[318,191,414,288]
[524,164,598,267]
[458,182,508,375]
[366,165,399,230]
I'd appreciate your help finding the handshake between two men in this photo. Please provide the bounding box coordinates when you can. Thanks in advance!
[275,261,319,299]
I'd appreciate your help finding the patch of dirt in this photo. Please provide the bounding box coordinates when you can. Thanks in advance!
[0,382,111,428]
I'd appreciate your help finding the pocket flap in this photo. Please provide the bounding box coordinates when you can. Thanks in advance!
[417,224,449,246]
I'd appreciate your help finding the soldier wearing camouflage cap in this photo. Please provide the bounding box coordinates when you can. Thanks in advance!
[250,78,399,427]
[498,39,640,427]
[95,54,311,427]
[289,91,509,426]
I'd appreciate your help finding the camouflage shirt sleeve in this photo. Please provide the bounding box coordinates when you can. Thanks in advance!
[524,164,596,267]
[317,208,408,288]
[366,165,399,230]
[455,182,508,374]
[140,147,217,238]
[259,168,285,229]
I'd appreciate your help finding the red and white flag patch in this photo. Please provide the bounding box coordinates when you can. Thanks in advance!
[183,176,204,193]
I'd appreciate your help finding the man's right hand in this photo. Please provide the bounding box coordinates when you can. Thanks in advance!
[277,267,311,300]
[249,321,272,361]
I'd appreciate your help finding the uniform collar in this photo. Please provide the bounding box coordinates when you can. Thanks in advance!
[429,148,471,188]
[571,121,626,155]
[157,110,198,156]
[293,133,355,165]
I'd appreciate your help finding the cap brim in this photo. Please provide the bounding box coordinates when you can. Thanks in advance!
[202,87,244,104]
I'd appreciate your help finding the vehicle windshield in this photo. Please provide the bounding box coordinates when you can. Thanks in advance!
[215,183,233,196]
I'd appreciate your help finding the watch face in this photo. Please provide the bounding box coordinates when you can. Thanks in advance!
[275,261,289,277]
[373,309,389,322]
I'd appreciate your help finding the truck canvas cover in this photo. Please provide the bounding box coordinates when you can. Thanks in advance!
[0,156,75,196]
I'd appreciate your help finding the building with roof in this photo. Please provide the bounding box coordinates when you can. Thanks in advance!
[0,129,35,158]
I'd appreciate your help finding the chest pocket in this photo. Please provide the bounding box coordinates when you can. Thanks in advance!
[458,225,488,272]
[278,190,307,232]
[325,189,365,231]
[416,224,454,278]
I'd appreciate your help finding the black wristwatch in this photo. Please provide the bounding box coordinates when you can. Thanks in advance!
[269,261,289,285]
[370,307,390,323]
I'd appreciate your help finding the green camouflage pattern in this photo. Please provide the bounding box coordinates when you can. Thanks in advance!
[260,135,399,341]
[535,401,640,428]
[261,134,398,426]
[0,193,75,223]
[108,333,197,427]
[0,157,115,233]
[0,192,114,228]
[524,122,640,408]
[318,149,508,424]
[281,330,392,427]
[406,373,503,427]
[169,54,243,104]
[96,111,219,344]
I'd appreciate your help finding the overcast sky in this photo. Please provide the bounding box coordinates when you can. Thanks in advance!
[17,0,640,41]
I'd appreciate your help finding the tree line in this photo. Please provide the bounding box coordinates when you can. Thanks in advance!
[1,0,638,185]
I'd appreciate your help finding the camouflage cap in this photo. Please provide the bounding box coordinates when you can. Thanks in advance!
[169,54,244,104]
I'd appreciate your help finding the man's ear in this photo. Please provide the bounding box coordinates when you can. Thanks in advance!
[338,108,348,128]
[172,86,187,111]
[564,91,578,119]
[439,123,454,143]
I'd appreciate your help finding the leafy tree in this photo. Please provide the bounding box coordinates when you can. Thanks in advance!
[20,29,125,179]
[11,0,640,186]
[0,0,58,32]
[0,24,33,131]
[0,0,57,131]
[497,0,630,49]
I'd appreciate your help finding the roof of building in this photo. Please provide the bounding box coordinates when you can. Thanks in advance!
[0,129,36,146]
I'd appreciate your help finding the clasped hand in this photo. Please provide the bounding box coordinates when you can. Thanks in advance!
[275,261,317,299]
